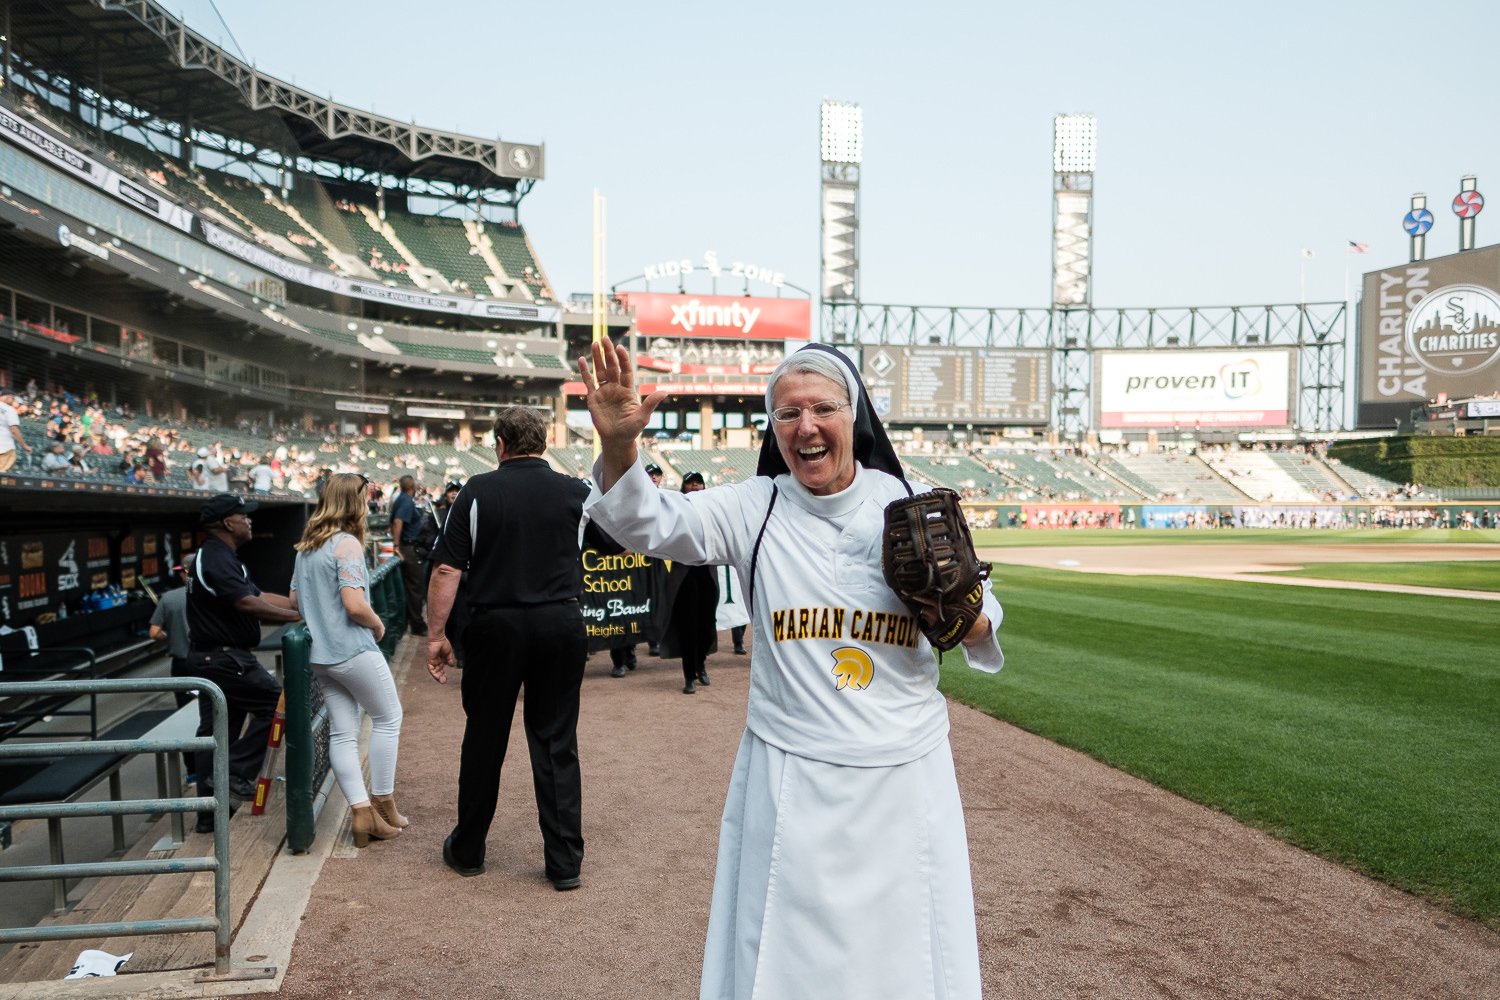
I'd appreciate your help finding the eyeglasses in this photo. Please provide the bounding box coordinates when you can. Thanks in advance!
[770,400,849,424]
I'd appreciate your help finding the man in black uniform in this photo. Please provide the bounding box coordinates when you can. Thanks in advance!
[185,494,302,829]
[427,407,607,890]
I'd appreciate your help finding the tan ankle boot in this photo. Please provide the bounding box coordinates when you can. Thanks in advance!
[351,804,401,848]
[371,794,409,829]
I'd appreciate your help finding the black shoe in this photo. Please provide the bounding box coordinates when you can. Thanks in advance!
[228,775,257,799]
[733,646,746,655]
[195,801,238,833]
[610,665,627,678]
[550,875,582,892]
[682,681,696,694]
[697,670,710,686]
[625,658,637,671]
[443,833,485,877]
[648,644,660,656]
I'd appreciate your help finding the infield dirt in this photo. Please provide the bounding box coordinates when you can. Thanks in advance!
[276,614,1500,1000]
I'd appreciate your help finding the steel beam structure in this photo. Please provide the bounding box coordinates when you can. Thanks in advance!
[822,300,1348,435]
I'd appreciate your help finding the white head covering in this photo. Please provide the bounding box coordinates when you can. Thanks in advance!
[764,348,859,415]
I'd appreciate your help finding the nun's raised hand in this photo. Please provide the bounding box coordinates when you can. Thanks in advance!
[578,335,668,446]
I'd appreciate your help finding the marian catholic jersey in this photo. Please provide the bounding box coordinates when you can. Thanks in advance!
[586,460,1004,767]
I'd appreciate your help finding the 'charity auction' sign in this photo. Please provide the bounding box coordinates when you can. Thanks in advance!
[1357,243,1500,427]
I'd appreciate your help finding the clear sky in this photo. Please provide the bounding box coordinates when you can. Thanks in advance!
[173,0,1498,313]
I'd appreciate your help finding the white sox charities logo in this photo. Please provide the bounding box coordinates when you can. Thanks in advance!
[1404,284,1500,375]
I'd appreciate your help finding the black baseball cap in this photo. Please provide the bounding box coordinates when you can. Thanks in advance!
[444,480,463,493]
[198,492,259,525]
[644,464,663,476]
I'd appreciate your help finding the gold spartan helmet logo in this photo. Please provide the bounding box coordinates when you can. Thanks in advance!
[831,647,875,691]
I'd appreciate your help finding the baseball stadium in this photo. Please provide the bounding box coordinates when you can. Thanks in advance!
[0,2,1497,997]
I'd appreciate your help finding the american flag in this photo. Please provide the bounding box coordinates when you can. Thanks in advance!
[1347,241,1370,253]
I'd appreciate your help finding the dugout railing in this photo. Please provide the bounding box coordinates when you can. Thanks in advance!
[0,677,234,975]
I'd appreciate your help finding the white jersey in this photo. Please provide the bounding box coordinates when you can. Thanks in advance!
[586,459,1003,767]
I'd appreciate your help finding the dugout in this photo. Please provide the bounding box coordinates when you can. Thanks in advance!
[0,482,307,812]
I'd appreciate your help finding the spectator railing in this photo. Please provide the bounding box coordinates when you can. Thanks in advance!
[0,677,233,976]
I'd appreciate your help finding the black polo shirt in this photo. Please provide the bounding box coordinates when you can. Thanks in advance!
[432,456,592,606]
[187,534,263,649]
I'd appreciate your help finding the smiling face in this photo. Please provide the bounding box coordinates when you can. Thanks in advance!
[771,370,856,496]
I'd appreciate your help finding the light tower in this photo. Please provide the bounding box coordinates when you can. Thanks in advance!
[1051,113,1097,441]
[1051,113,1096,307]
[820,100,862,342]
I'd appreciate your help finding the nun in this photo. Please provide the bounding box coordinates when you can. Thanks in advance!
[580,336,1005,1000]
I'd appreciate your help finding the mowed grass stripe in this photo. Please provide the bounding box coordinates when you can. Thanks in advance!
[942,566,1500,926]
[1267,560,1500,592]
[972,527,1500,548]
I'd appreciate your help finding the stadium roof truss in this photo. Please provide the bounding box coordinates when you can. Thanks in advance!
[824,300,1348,436]
[0,0,539,206]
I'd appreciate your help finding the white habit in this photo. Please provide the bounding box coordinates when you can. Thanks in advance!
[586,459,1004,1000]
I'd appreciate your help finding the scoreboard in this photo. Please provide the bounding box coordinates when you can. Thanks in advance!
[859,346,1051,424]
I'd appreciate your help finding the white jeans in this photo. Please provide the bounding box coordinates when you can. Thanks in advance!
[312,649,403,803]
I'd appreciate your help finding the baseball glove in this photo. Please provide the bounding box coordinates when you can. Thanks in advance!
[882,488,992,652]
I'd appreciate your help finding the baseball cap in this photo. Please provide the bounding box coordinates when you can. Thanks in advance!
[644,464,663,476]
[444,480,463,493]
[196,447,211,457]
[198,492,259,525]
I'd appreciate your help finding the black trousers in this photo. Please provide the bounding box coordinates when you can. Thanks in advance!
[451,602,587,881]
[609,644,636,669]
[182,648,283,786]
[398,543,427,632]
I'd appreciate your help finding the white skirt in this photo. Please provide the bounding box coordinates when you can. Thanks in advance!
[700,730,982,1000]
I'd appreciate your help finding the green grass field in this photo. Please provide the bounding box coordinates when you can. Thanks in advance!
[1266,561,1500,592]
[940,564,1500,927]
[970,527,1500,548]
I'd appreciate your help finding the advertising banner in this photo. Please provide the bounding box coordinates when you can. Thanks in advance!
[0,107,195,233]
[199,221,561,324]
[1,525,186,629]
[1357,245,1500,427]
[617,292,810,341]
[1095,349,1294,429]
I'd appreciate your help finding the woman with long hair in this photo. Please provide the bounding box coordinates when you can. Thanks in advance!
[290,472,406,847]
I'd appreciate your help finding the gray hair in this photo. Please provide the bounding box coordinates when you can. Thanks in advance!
[764,349,859,415]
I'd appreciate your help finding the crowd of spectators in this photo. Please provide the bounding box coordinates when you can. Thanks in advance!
[0,379,478,511]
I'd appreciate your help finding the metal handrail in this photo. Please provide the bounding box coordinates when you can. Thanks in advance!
[0,647,100,740]
[0,677,233,975]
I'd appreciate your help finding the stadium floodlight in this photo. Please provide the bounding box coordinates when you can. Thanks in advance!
[1053,113,1096,173]
[821,101,863,165]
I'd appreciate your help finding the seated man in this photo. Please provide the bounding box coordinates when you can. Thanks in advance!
[40,442,73,474]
